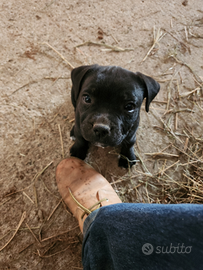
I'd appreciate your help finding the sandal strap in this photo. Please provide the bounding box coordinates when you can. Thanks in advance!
[68,188,108,218]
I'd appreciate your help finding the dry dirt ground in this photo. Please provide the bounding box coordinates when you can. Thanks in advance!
[1,0,203,269]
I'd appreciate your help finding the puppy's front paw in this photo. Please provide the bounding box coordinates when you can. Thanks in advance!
[70,143,88,160]
[70,136,76,141]
[118,156,136,168]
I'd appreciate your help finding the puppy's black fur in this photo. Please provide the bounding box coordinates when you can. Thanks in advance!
[70,64,160,168]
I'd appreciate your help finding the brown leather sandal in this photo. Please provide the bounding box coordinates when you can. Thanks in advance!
[56,157,122,232]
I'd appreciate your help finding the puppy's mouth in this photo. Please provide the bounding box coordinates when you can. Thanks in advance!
[82,129,125,148]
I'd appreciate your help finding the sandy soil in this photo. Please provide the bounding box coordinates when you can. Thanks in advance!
[1,0,203,269]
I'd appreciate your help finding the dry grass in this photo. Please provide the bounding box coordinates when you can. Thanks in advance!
[136,57,203,204]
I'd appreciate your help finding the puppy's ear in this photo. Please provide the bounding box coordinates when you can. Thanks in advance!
[136,72,160,112]
[71,65,98,108]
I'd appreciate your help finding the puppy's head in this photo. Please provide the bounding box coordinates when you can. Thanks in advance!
[71,65,160,147]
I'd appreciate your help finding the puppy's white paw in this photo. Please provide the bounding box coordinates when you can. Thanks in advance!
[70,136,76,141]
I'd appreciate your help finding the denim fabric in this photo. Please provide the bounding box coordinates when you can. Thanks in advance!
[82,203,203,270]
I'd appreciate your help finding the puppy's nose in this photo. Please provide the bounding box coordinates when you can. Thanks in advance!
[93,124,110,138]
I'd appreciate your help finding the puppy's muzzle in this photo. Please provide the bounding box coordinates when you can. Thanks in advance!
[93,124,110,139]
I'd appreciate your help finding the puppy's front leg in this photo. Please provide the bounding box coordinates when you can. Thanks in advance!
[119,142,136,168]
[70,137,89,160]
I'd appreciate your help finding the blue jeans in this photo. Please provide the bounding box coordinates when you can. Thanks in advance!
[82,203,203,270]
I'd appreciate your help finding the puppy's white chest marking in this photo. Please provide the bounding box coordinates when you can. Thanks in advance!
[70,136,76,141]
[94,143,105,148]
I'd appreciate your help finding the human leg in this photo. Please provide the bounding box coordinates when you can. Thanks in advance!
[82,203,203,270]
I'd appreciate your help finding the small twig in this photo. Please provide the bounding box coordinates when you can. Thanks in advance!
[0,230,12,242]
[48,75,62,89]
[62,200,72,216]
[41,179,59,198]
[175,113,178,130]
[159,160,180,176]
[110,174,143,185]
[179,87,201,98]
[33,183,38,207]
[18,242,34,254]
[110,176,118,192]
[145,183,150,203]
[42,42,74,69]
[173,145,199,162]
[195,102,203,113]
[69,118,75,123]
[33,160,54,184]
[41,225,79,242]
[38,210,63,242]
[181,160,203,166]
[0,212,26,252]
[37,242,79,258]
[111,34,119,44]
[142,26,166,62]
[23,192,34,204]
[0,197,12,207]
[134,183,142,190]
[166,67,182,111]
[58,124,64,158]
[76,41,134,52]
[160,144,173,152]
[134,148,152,176]
[41,242,57,256]
[152,100,168,104]
[184,137,189,152]
[26,222,41,246]
[164,108,195,115]
[184,26,189,42]
[190,194,203,200]
[14,64,27,77]
[183,173,202,186]
[145,152,179,158]
[7,80,37,97]
[47,198,63,221]
[133,169,153,177]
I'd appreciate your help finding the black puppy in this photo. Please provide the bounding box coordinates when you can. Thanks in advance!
[70,64,160,168]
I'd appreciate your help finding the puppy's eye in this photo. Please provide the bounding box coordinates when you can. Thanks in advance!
[83,95,91,104]
[124,103,135,112]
